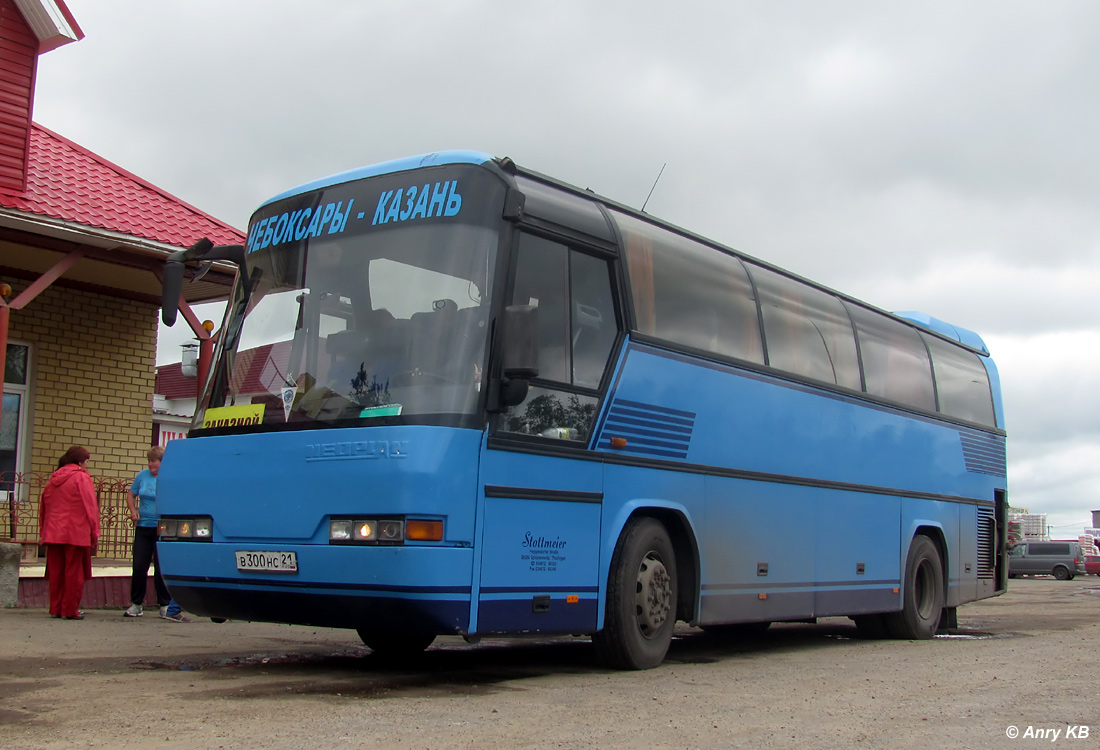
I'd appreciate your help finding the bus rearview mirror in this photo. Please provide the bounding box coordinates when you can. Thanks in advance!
[161,260,184,326]
[493,304,539,409]
[501,305,539,380]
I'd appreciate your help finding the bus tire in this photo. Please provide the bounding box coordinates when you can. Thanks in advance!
[1052,566,1071,580]
[593,517,677,670]
[885,535,944,640]
[357,629,435,658]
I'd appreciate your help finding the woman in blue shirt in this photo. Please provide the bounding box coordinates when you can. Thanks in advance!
[124,446,176,619]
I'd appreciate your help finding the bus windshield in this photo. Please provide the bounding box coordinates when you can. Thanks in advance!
[198,221,498,430]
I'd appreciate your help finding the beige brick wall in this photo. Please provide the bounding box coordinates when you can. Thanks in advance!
[3,275,157,482]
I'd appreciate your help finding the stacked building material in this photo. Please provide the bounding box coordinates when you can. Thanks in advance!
[1009,513,1048,541]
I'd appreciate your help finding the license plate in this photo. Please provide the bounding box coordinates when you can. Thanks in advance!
[236,550,298,573]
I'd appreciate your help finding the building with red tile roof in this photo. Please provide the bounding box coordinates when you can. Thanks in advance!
[0,0,244,561]
[2,122,243,250]
[1,120,241,305]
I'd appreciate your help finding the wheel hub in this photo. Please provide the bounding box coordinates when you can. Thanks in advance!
[635,551,672,637]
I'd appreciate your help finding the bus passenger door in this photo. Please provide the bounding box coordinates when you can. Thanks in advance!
[474,474,603,635]
[475,232,621,635]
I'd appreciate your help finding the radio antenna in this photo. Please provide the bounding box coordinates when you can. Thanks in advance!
[641,163,667,213]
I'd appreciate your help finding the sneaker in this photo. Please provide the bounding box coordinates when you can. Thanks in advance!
[159,605,168,619]
[124,604,143,618]
[161,612,190,623]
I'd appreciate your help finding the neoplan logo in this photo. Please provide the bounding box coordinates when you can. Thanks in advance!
[305,440,408,461]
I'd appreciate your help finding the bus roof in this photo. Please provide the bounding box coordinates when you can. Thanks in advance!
[258,150,495,209]
[255,149,992,358]
[893,312,989,354]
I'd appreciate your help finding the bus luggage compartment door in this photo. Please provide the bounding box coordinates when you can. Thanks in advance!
[475,492,601,634]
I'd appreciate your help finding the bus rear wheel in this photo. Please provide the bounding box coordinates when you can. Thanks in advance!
[885,535,944,640]
[1052,566,1071,580]
[593,517,677,670]
[357,629,435,658]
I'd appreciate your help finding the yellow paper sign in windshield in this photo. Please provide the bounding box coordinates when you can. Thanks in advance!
[201,403,265,429]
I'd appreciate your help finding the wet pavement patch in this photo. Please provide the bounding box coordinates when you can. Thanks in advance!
[131,661,199,670]
[935,630,1021,640]
[0,707,34,724]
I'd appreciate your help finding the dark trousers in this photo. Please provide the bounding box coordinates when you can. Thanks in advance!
[46,543,89,618]
[130,526,171,607]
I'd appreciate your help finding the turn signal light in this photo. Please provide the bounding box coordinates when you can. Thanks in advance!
[405,520,443,541]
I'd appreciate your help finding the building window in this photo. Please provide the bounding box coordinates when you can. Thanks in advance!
[2,341,30,484]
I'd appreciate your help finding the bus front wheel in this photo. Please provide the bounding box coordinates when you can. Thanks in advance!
[885,535,944,640]
[593,517,678,670]
[357,629,435,658]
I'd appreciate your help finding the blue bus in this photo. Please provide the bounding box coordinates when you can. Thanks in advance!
[157,151,1008,669]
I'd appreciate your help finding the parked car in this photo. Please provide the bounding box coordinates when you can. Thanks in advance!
[1084,555,1100,576]
[1007,541,1086,580]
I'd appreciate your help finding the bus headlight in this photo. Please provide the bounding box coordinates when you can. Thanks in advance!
[378,520,403,541]
[329,518,428,544]
[329,520,353,541]
[328,519,385,542]
[159,516,213,541]
[346,520,403,542]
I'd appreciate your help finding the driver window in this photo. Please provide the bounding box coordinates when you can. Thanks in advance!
[500,233,617,443]
[509,234,616,388]
[511,234,570,382]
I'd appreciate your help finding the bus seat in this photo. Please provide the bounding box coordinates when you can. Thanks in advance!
[326,329,368,357]
[325,309,405,389]
[408,300,486,381]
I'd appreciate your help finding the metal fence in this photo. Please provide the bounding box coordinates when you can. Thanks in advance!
[0,471,135,562]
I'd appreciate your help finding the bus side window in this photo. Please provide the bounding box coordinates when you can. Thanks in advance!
[847,304,936,412]
[616,210,764,365]
[750,265,861,390]
[921,333,996,427]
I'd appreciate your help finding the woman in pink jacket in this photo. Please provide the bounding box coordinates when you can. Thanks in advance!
[39,446,100,620]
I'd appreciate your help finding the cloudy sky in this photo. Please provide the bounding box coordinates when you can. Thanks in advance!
[33,1,1100,535]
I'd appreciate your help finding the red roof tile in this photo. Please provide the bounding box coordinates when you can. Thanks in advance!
[0,122,244,248]
[156,341,294,399]
[154,362,196,399]
[229,341,293,394]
